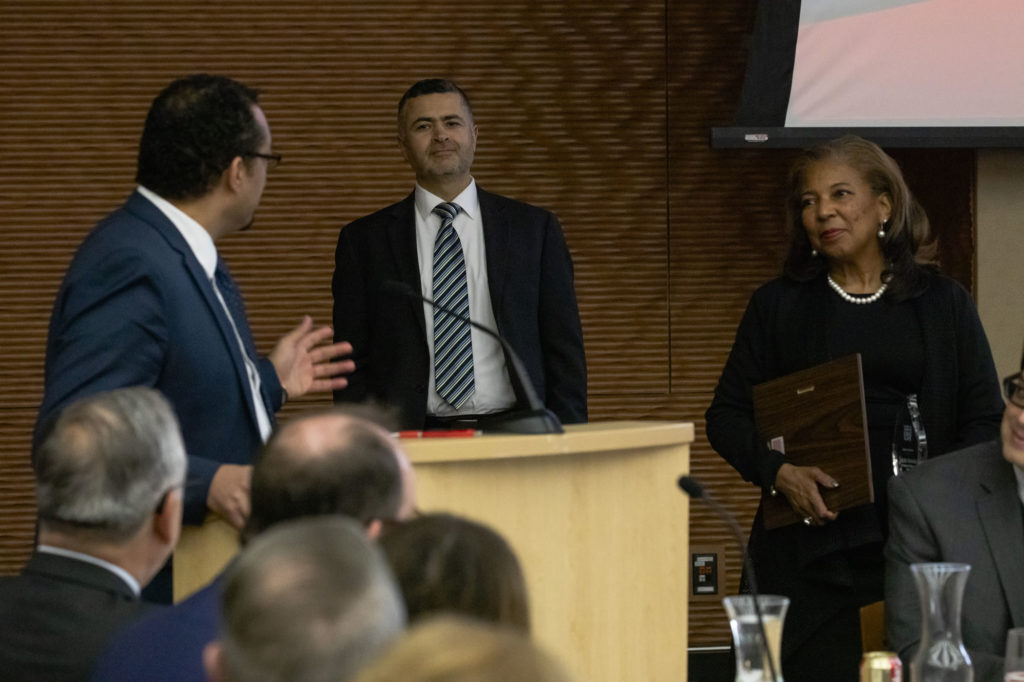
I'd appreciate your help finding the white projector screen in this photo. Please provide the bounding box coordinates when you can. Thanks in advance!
[713,0,1024,147]
[787,0,1024,127]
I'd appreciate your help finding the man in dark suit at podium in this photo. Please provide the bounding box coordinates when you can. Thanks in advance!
[332,78,587,429]
[0,387,186,680]
[886,353,1024,681]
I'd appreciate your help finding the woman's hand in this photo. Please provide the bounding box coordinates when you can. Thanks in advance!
[773,463,840,526]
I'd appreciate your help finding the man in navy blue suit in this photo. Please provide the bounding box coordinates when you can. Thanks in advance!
[36,74,354,600]
[332,78,587,429]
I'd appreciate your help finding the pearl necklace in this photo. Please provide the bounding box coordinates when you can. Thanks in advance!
[826,273,887,304]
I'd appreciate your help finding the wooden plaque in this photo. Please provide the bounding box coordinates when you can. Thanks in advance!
[753,354,873,530]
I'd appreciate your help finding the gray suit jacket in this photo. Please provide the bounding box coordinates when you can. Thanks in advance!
[885,439,1024,682]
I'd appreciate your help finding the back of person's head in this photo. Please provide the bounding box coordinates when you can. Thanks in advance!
[244,407,412,542]
[207,516,405,682]
[397,78,473,131]
[34,386,186,543]
[783,134,933,297]
[136,73,263,201]
[379,512,530,632]
[353,615,576,682]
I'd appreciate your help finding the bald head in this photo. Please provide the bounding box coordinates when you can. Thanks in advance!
[245,409,416,540]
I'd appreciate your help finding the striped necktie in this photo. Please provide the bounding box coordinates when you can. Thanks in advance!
[431,202,475,408]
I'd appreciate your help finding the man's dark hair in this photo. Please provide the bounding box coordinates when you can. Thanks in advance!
[397,78,473,129]
[244,408,404,542]
[136,74,264,201]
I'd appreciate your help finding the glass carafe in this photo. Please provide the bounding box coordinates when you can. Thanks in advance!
[723,594,789,682]
[910,562,973,682]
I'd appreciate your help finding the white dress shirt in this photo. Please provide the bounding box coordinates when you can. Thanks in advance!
[37,544,140,597]
[414,180,515,416]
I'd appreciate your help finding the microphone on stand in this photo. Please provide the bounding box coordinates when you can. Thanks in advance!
[381,280,563,435]
[678,475,779,682]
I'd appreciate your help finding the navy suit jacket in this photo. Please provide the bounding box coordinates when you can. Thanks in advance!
[885,440,1024,682]
[332,187,587,428]
[0,552,154,681]
[92,574,221,682]
[37,191,283,524]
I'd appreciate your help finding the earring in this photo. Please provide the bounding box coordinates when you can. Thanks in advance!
[878,219,887,239]
[811,248,818,257]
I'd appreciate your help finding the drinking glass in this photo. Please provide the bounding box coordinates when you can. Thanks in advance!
[1004,627,1024,681]
[722,594,789,682]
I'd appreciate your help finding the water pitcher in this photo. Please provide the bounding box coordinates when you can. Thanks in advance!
[910,562,973,682]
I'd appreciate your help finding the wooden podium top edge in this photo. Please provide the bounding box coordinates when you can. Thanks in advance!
[401,420,695,464]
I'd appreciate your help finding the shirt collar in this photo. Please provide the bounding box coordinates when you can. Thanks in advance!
[37,544,141,597]
[137,185,219,279]
[413,179,479,222]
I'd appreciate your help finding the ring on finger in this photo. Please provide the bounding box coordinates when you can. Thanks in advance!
[802,516,813,526]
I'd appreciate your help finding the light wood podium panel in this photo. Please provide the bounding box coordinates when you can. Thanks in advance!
[173,420,692,682]
[173,514,238,602]
[404,420,692,682]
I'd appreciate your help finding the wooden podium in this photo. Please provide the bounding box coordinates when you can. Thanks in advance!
[407,420,692,682]
[173,420,692,682]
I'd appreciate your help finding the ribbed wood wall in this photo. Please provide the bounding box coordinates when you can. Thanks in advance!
[0,0,976,649]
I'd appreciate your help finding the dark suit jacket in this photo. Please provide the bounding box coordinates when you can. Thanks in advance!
[705,271,1004,670]
[37,191,283,524]
[0,552,155,681]
[332,187,587,428]
[885,440,1024,682]
[92,574,222,682]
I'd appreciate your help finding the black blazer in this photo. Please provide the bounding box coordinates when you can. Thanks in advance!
[332,187,587,428]
[705,271,1004,663]
[0,552,155,681]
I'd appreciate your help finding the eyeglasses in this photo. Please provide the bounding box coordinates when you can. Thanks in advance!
[1004,373,1024,408]
[243,152,282,170]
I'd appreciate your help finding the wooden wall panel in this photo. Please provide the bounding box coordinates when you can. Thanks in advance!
[0,0,978,652]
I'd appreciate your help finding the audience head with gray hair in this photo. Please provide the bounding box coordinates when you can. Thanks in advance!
[0,386,187,681]
[205,516,405,682]
[34,386,186,583]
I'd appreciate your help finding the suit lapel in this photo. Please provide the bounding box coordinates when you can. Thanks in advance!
[123,192,264,430]
[977,455,1024,626]
[478,188,509,325]
[387,193,427,338]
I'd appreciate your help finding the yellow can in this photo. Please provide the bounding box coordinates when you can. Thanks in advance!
[860,651,902,682]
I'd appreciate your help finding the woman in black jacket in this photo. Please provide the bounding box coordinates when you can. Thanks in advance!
[706,135,1003,682]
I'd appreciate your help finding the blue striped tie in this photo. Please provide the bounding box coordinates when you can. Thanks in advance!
[432,202,475,408]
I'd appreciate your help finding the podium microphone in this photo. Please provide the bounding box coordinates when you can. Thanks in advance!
[381,280,562,435]
[678,475,779,682]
